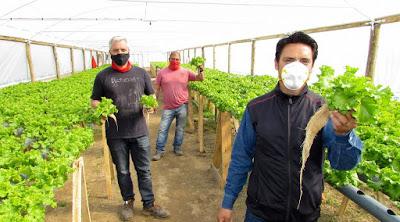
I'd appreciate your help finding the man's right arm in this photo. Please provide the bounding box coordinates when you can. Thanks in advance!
[155,84,161,100]
[91,74,104,108]
[220,108,256,211]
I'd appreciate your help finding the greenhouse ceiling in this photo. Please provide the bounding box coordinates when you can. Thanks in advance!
[1,0,400,53]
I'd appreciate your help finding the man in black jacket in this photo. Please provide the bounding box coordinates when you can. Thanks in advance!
[217,32,363,222]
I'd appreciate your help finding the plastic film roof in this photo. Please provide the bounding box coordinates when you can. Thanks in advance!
[1,0,400,53]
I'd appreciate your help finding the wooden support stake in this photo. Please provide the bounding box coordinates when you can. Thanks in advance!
[251,40,256,75]
[70,48,75,74]
[365,23,381,80]
[220,112,233,187]
[101,119,114,199]
[187,89,195,131]
[198,95,205,153]
[25,42,36,82]
[72,157,92,222]
[52,45,61,79]
[213,46,216,69]
[337,195,350,217]
[82,49,87,70]
[212,111,222,170]
[228,43,231,73]
[376,191,382,202]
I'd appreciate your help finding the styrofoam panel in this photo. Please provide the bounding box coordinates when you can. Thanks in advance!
[73,49,84,72]
[57,47,72,75]
[30,44,56,81]
[0,40,30,88]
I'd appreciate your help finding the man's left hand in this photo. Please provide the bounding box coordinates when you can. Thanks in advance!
[144,107,155,114]
[331,111,357,135]
[198,64,204,73]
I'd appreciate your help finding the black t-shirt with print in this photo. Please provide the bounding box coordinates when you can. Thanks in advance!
[91,66,154,139]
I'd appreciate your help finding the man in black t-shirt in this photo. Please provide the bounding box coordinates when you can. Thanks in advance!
[91,36,169,221]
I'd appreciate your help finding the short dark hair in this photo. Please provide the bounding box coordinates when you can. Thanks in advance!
[275,31,318,64]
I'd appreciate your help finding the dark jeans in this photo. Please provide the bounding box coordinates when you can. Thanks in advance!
[245,208,320,222]
[107,136,154,208]
[245,209,265,222]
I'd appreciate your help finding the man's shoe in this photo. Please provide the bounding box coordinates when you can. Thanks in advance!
[174,150,184,156]
[119,199,134,221]
[152,152,164,161]
[143,204,170,218]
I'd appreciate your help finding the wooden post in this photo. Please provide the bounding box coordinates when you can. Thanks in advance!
[251,40,256,75]
[198,94,205,153]
[337,196,350,217]
[213,46,216,69]
[101,119,114,199]
[228,43,231,73]
[220,112,233,186]
[25,41,36,82]
[201,47,205,58]
[82,49,87,70]
[52,45,61,79]
[72,159,82,222]
[213,111,221,168]
[187,89,195,132]
[72,157,92,222]
[365,22,381,80]
[70,48,75,74]
[212,111,233,188]
[194,48,196,57]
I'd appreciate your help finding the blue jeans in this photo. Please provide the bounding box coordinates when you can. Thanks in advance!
[107,136,154,208]
[156,104,188,153]
[245,209,265,222]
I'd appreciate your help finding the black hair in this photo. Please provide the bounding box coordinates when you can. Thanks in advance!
[275,31,318,64]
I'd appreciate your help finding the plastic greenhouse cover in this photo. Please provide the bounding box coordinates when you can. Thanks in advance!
[0,0,400,95]
[31,44,57,80]
[0,40,30,87]
[0,0,399,52]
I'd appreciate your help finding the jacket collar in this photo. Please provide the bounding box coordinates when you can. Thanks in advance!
[274,82,309,101]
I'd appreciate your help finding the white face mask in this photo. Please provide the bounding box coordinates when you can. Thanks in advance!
[281,61,310,90]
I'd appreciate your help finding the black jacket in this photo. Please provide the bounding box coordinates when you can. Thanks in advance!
[246,84,324,221]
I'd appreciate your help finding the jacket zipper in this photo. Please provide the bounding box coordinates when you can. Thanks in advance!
[285,97,293,221]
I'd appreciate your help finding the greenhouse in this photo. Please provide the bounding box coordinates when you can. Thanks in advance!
[0,0,400,222]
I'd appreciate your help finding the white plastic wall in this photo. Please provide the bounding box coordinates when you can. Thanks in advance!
[73,49,84,72]
[215,45,228,73]
[57,47,72,76]
[230,42,252,75]
[204,47,213,69]
[254,39,279,77]
[375,23,400,97]
[31,44,57,81]
[0,40,30,87]
[85,50,91,70]
[310,27,370,82]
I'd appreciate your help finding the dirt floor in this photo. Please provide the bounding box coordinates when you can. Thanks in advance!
[45,105,399,222]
